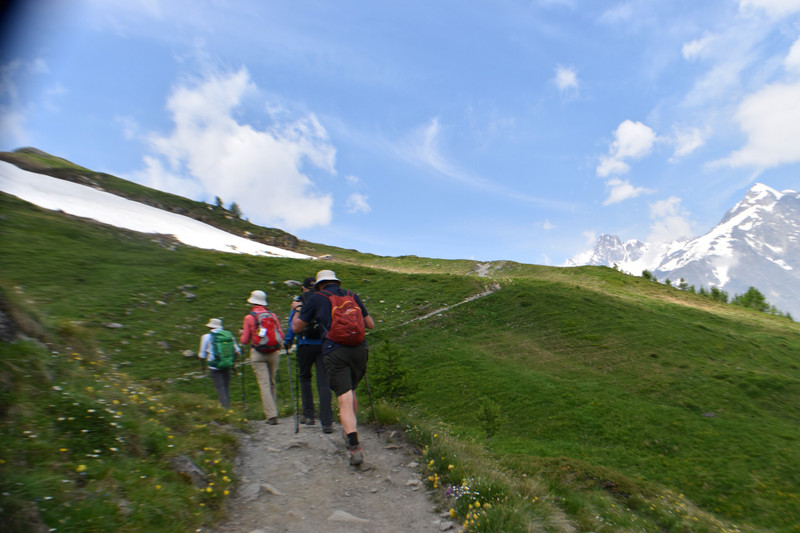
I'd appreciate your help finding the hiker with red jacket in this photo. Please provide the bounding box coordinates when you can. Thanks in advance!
[240,289,283,425]
[292,270,375,466]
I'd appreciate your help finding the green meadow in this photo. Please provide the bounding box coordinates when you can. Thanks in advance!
[1,151,799,532]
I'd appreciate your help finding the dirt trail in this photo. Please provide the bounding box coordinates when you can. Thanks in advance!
[207,285,502,533]
[209,418,456,533]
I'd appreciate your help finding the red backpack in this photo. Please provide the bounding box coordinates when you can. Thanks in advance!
[319,290,365,346]
[250,310,284,353]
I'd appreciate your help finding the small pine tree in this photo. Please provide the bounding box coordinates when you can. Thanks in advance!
[368,340,417,400]
[215,196,224,208]
[478,396,506,441]
[732,286,768,312]
[229,202,242,219]
[710,287,728,303]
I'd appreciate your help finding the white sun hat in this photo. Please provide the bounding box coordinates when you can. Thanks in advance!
[314,269,340,287]
[247,289,268,306]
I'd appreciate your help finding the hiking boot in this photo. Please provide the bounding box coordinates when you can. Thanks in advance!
[300,416,315,426]
[348,444,364,466]
[266,417,278,425]
[322,424,333,434]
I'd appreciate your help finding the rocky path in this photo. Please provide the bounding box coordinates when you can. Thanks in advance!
[209,418,456,533]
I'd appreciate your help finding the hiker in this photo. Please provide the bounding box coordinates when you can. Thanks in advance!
[292,270,375,466]
[198,318,240,410]
[284,277,334,434]
[240,290,284,425]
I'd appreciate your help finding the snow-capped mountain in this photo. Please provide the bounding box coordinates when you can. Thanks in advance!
[566,183,800,319]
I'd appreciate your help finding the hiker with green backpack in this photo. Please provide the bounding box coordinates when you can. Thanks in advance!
[198,318,241,410]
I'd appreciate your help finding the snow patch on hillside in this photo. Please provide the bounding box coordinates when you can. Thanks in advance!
[0,162,313,259]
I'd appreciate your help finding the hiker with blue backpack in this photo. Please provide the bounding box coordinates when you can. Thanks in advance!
[239,290,285,425]
[292,270,375,466]
[198,318,241,410]
[284,277,334,434]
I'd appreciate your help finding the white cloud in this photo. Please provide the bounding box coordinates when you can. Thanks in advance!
[346,193,370,214]
[582,230,597,246]
[595,119,656,177]
[739,0,800,17]
[786,36,800,73]
[721,80,800,168]
[596,155,630,177]
[543,219,555,230]
[402,117,484,187]
[671,126,705,159]
[0,110,28,147]
[603,178,652,205]
[599,3,635,24]
[682,34,716,62]
[553,65,579,92]
[412,118,451,175]
[647,196,693,243]
[0,59,49,147]
[130,68,335,231]
[610,119,657,159]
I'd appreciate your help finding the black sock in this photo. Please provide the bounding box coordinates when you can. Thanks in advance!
[347,432,359,447]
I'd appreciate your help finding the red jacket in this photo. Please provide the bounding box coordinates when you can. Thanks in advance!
[240,305,268,345]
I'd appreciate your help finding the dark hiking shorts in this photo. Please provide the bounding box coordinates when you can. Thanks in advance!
[323,344,369,397]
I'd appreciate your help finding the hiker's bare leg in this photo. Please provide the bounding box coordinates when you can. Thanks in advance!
[337,390,358,434]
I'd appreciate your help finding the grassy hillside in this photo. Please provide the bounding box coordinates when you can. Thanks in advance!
[1,156,799,532]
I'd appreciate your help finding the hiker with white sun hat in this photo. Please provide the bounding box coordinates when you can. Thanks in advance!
[239,289,285,425]
[198,318,240,410]
[292,270,375,466]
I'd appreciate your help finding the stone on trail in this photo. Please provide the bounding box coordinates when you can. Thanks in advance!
[327,510,369,523]
[169,454,207,488]
[260,482,283,495]
[239,482,261,503]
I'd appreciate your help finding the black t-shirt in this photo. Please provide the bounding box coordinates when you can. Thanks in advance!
[298,283,370,353]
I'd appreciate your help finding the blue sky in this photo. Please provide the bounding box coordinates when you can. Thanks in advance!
[2,0,799,265]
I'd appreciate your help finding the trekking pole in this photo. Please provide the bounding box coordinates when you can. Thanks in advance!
[364,374,383,437]
[240,347,247,415]
[284,347,299,433]
[294,348,300,430]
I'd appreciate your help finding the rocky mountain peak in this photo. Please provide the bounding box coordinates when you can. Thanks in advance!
[567,183,800,319]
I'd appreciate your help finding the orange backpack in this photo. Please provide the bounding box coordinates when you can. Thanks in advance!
[319,290,365,346]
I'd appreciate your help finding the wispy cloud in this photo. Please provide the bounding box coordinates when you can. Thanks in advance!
[603,178,652,205]
[553,64,579,94]
[670,126,705,160]
[0,59,51,146]
[596,119,657,204]
[400,117,575,210]
[682,33,717,61]
[739,0,800,17]
[715,33,800,171]
[128,67,335,231]
[346,193,371,214]
[647,196,693,243]
[719,80,800,169]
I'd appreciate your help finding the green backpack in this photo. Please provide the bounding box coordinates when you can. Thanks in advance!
[209,330,236,370]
